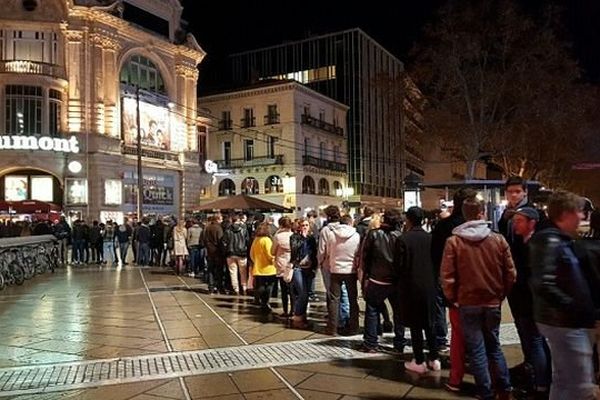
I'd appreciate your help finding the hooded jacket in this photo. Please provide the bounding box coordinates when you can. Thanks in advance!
[317,222,360,274]
[441,220,516,307]
[222,222,249,257]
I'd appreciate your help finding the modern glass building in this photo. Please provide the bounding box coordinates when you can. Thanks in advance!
[228,28,424,204]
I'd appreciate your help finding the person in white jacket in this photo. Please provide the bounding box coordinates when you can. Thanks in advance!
[318,206,361,335]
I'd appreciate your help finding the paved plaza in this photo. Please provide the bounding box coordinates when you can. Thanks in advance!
[0,266,522,399]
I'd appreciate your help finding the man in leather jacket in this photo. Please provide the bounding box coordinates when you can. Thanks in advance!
[358,208,406,352]
[530,191,597,400]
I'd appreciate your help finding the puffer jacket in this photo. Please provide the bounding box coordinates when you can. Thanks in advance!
[317,222,360,274]
[530,226,595,329]
[441,220,516,307]
[222,222,249,257]
[360,226,402,284]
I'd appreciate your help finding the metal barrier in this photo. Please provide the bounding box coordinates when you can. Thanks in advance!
[0,235,58,290]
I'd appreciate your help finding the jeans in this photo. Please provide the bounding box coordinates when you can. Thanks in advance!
[103,242,115,264]
[434,284,449,346]
[291,268,314,316]
[227,256,248,293]
[189,246,200,274]
[255,275,277,309]
[513,314,551,388]
[279,277,293,314]
[207,256,224,291]
[537,323,597,400]
[362,281,406,350]
[328,273,359,333]
[138,242,151,266]
[118,241,129,264]
[322,268,350,326]
[460,306,511,400]
[58,238,68,264]
[72,239,85,263]
[411,325,438,364]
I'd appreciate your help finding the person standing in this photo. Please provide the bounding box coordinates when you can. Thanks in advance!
[250,222,277,313]
[71,220,85,265]
[272,217,294,316]
[204,215,225,293]
[115,220,132,265]
[187,219,203,278]
[53,216,71,265]
[289,218,318,329]
[318,205,361,336]
[136,218,152,266]
[358,208,406,352]
[151,219,165,267]
[103,221,116,265]
[400,207,440,373]
[530,191,597,400]
[172,220,188,275]
[89,221,102,264]
[441,196,516,400]
[222,215,250,294]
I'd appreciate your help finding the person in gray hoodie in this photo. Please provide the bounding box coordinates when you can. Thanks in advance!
[318,205,361,335]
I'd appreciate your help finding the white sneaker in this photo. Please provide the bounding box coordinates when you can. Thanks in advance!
[427,359,441,371]
[188,272,195,277]
[404,359,427,374]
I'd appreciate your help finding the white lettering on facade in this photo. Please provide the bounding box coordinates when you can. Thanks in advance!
[0,135,80,153]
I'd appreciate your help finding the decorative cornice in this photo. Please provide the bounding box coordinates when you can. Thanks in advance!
[64,29,84,42]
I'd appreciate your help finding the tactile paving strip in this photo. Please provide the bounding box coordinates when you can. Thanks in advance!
[0,324,519,398]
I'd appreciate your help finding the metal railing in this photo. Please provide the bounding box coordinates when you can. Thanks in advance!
[216,154,284,169]
[240,117,256,128]
[301,114,344,136]
[0,60,66,80]
[302,155,347,172]
[218,119,233,130]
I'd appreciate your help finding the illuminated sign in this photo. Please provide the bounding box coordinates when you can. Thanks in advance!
[105,179,122,205]
[121,98,186,152]
[0,135,79,153]
[5,176,28,201]
[66,179,88,205]
[204,160,218,174]
[31,176,53,202]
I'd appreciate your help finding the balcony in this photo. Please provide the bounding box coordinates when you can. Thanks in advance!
[240,117,256,128]
[301,114,343,137]
[218,119,232,130]
[121,144,180,162]
[0,60,66,80]
[216,154,284,169]
[264,114,280,125]
[303,155,347,173]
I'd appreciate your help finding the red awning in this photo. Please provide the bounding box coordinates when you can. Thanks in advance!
[8,200,61,214]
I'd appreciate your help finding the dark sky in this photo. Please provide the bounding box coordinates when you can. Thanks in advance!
[181,0,600,84]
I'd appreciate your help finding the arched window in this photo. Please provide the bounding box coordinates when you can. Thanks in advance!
[318,178,330,196]
[302,176,316,195]
[333,181,342,195]
[241,177,259,195]
[218,179,236,197]
[265,175,283,194]
[120,55,166,95]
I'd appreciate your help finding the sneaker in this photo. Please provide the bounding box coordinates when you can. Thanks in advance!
[188,272,195,278]
[404,359,427,374]
[427,359,442,371]
[357,344,378,353]
[444,382,461,393]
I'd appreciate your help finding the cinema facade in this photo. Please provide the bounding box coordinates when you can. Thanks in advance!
[0,0,209,223]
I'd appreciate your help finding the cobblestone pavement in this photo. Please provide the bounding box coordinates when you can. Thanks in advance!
[0,265,522,399]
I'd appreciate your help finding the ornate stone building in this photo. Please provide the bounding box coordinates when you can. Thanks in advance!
[0,0,206,223]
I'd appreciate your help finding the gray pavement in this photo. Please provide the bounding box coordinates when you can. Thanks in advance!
[0,265,523,399]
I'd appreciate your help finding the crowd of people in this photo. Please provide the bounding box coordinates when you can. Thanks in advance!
[2,176,599,400]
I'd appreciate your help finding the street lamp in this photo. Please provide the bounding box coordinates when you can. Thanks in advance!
[336,185,354,210]
[403,172,422,211]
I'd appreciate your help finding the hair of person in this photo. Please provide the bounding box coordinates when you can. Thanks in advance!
[462,196,486,221]
[279,216,293,230]
[453,187,479,216]
[547,190,583,222]
[505,175,527,191]
[363,207,375,218]
[306,210,318,219]
[255,222,272,237]
[324,205,341,222]
[382,208,403,228]
[368,213,381,230]
[405,206,424,226]
[340,215,353,225]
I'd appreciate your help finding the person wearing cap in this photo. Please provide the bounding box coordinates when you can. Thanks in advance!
[510,207,551,398]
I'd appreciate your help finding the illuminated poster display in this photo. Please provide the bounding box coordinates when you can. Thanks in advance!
[122,170,177,215]
[104,179,122,205]
[31,176,53,202]
[66,179,88,205]
[121,98,186,152]
[5,176,28,201]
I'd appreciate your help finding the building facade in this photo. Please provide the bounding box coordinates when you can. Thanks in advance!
[198,81,348,215]
[226,28,424,209]
[0,0,207,223]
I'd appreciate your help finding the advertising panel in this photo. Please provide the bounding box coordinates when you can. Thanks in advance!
[31,176,53,202]
[122,170,177,215]
[104,179,122,205]
[5,176,28,201]
[66,179,88,205]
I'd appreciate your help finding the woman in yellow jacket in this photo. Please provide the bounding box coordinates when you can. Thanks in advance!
[250,222,277,313]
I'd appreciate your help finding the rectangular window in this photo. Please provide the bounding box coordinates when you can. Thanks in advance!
[244,139,254,161]
[319,142,326,159]
[49,89,61,136]
[265,104,279,124]
[220,111,232,130]
[333,145,340,163]
[242,108,255,128]
[304,137,311,157]
[197,134,207,164]
[267,136,276,158]
[303,105,311,117]
[319,110,325,121]
[223,141,231,163]
[5,85,43,135]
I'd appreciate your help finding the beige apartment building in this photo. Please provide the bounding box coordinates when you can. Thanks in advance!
[198,80,349,215]
[0,0,207,223]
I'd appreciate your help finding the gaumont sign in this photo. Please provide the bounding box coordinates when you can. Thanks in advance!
[0,135,80,153]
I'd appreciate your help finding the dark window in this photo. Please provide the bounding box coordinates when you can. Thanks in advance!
[5,85,42,135]
[318,178,330,196]
[218,179,236,196]
[265,175,283,194]
[220,111,232,130]
[244,139,254,161]
[242,108,255,128]
[241,177,259,194]
[223,141,231,163]
[267,136,276,158]
[302,176,316,195]
[120,55,166,95]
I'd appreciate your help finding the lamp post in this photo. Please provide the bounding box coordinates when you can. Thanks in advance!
[403,172,422,211]
[135,86,143,219]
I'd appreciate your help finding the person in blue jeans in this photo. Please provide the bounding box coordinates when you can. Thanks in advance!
[529,191,599,400]
[441,196,516,400]
[289,218,318,329]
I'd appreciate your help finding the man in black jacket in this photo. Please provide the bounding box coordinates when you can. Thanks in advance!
[530,191,596,400]
[430,187,477,349]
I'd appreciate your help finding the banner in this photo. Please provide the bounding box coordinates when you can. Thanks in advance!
[122,97,176,151]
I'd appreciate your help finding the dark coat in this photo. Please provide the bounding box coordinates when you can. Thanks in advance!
[290,233,317,270]
[399,226,436,329]
[361,226,403,284]
[431,212,465,279]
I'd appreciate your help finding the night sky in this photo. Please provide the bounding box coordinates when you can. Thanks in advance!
[181,0,600,87]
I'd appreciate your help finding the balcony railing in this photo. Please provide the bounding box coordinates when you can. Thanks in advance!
[216,155,284,169]
[302,155,347,172]
[122,144,180,162]
[240,117,256,128]
[0,60,66,80]
[301,114,343,136]
[264,114,280,125]
[218,119,232,130]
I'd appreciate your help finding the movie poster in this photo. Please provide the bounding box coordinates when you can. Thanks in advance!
[122,97,175,151]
